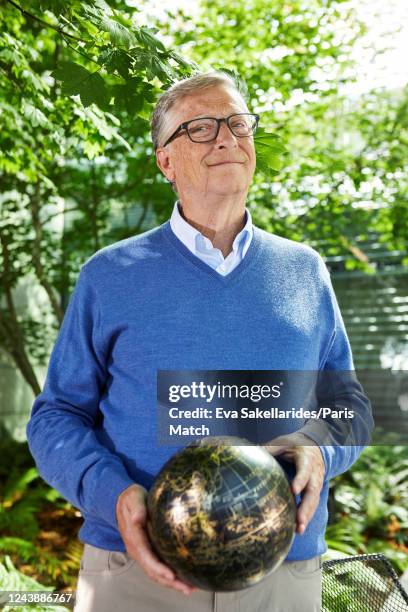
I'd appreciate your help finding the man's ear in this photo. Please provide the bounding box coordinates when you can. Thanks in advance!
[156,148,175,183]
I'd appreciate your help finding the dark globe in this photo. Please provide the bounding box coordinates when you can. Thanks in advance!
[147,436,296,592]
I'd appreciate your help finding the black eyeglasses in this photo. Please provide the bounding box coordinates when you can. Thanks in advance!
[161,113,260,148]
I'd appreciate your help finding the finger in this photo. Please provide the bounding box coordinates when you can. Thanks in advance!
[129,525,197,594]
[296,480,321,534]
[263,443,292,456]
[165,577,197,595]
[264,433,307,454]
[291,454,312,495]
[137,547,197,595]
[130,524,175,582]
[119,485,148,523]
[151,573,197,596]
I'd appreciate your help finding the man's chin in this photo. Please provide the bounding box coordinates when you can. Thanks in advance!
[206,186,248,196]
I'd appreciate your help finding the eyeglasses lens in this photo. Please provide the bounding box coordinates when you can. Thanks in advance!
[187,114,257,142]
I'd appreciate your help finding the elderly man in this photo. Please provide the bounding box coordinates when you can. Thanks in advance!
[26,71,372,612]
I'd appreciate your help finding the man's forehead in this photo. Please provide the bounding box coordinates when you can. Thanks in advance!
[173,87,248,122]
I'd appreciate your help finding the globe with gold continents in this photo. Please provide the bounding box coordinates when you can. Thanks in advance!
[147,436,296,592]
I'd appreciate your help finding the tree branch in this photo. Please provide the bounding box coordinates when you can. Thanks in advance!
[6,0,88,43]
[133,202,149,234]
[30,181,64,325]
[60,33,101,66]
[0,232,41,396]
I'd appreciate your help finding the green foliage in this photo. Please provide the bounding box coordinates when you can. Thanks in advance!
[0,0,181,390]
[0,429,44,539]
[0,429,82,588]
[254,128,287,178]
[51,61,110,108]
[325,445,408,574]
[0,537,83,587]
[0,0,289,393]
[0,556,69,611]
[165,0,408,259]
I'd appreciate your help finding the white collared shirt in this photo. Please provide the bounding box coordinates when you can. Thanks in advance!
[169,201,253,276]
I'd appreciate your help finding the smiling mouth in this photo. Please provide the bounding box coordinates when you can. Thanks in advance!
[208,162,244,166]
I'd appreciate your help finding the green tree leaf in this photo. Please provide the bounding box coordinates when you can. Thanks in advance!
[51,61,109,108]
[135,26,166,52]
[254,128,287,177]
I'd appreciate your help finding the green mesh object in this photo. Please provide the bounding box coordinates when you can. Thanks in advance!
[322,554,408,612]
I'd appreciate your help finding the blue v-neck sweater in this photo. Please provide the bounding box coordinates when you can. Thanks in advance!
[26,221,373,560]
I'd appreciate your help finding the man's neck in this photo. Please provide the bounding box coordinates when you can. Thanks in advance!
[177,194,247,258]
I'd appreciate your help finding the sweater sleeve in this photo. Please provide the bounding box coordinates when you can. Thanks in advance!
[298,255,374,481]
[26,264,135,529]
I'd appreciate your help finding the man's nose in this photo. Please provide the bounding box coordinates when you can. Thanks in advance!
[214,120,238,148]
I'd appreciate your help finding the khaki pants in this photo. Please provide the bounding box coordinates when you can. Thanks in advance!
[74,543,322,612]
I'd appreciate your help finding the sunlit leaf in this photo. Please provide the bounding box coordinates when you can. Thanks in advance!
[254,127,287,178]
[135,26,166,52]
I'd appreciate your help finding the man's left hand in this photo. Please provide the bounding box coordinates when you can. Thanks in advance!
[263,432,325,535]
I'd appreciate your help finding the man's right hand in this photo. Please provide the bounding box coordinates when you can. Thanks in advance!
[115,484,197,596]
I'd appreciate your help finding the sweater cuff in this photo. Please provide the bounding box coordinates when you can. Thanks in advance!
[89,468,136,530]
[296,422,332,481]
[297,420,332,446]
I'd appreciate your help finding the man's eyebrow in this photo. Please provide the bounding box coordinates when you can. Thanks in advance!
[187,111,246,121]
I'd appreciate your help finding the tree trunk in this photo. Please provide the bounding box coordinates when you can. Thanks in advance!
[0,313,41,396]
[30,181,64,325]
[0,232,41,396]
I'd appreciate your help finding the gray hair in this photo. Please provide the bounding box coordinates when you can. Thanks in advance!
[150,71,249,152]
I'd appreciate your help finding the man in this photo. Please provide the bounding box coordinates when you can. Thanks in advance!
[26,71,373,612]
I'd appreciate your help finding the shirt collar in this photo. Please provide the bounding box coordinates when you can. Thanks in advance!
[170,200,253,256]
